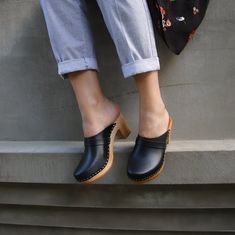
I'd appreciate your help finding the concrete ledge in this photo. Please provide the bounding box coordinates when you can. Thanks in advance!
[0,139,235,153]
[0,224,232,235]
[0,140,235,184]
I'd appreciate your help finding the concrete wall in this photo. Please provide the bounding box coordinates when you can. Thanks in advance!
[0,0,234,141]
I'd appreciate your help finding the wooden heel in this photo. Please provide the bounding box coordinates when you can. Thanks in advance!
[115,113,131,139]
[166,116,173,144]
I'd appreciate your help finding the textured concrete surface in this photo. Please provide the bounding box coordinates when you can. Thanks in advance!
[0,0,234,140]
[0,140,235,185]
[1,139,235,153]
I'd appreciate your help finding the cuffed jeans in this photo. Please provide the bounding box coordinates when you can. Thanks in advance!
[39,0,160,80]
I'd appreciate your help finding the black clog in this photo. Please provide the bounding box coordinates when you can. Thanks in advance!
[127,115,173,183]
[74,112,131,184]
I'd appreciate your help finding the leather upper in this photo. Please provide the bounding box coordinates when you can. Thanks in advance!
[73,122,116,182]
[127,130,169,180]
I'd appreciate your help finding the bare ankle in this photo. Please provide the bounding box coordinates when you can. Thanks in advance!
[81,98,120,137]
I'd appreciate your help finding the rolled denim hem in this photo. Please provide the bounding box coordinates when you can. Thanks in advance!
[58,58,99,80]
[121,57,160,79]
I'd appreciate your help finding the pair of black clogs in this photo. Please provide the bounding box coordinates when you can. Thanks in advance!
[73,112,173,184]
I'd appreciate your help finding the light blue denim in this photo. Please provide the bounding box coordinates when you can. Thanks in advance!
[39,0,160,80]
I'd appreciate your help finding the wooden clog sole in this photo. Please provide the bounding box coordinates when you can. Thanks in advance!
[80,112,131,184]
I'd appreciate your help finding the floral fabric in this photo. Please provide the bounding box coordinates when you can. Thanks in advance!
[147,0,210,54]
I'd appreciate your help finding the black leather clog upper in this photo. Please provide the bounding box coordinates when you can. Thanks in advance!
[127,130,169,181]
[74,122,116,182]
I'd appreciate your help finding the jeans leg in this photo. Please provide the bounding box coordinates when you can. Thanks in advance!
[96,0,160,79]
[39,0,99,80]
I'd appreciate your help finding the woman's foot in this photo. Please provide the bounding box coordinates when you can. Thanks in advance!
[127,105,171,183]
[81,97,121,138]
[138,105,170,138]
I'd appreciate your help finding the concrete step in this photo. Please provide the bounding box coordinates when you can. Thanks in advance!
[0,224,234,235]
[0,140,235,184]
[0,184,234,209]
[0,204,235,231]
[0,183,234,232]
[0,140,235,233]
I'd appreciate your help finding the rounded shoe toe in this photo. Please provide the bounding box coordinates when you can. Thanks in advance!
[127,132,169,181]
[127,143,165,180]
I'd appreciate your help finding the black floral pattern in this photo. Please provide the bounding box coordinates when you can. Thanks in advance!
[147,0,210,55]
